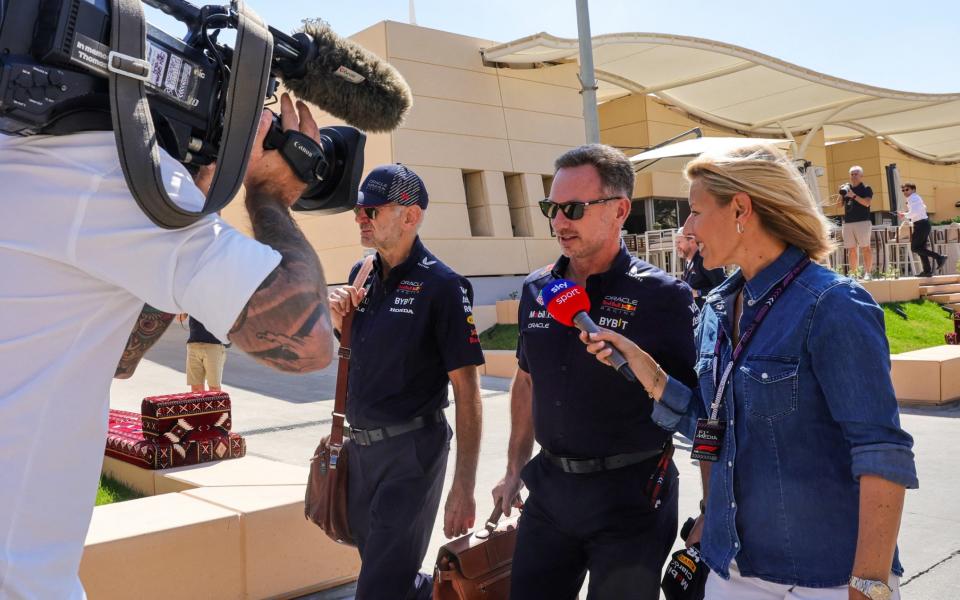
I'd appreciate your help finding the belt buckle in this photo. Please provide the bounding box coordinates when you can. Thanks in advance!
[350,428,371,446]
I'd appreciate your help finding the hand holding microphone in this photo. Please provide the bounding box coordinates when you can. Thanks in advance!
[540,280,636,382]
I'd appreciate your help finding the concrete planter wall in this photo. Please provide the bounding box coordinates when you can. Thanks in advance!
[86,456,360,599]
[495,299,520,325]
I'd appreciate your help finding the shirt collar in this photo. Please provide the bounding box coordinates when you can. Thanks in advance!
[374,236,428,285]
[742,245,806,304]
[550,241,633,288]
[702,245,806,327]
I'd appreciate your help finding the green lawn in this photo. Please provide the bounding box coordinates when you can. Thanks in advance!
[882,300,956,355]
[479,324,519,351]
[478,300,954,356]
[95,474,142,506]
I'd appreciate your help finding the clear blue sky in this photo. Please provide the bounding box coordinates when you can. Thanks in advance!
[146,0,958,93]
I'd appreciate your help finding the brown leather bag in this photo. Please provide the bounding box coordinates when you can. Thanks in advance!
[305,256,375,546]
[433,506,519,599]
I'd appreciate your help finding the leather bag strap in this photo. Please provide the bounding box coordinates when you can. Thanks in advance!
[329,255,376,448]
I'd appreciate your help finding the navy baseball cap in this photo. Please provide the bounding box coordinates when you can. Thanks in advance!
[357,164,429,209]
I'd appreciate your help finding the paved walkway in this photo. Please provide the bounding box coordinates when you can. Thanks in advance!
[111,326,960,599]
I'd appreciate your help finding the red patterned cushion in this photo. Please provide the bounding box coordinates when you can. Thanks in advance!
[140,391,232,441]
[106,409,245,470]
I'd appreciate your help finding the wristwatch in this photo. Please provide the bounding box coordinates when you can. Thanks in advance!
[849,575,892,600]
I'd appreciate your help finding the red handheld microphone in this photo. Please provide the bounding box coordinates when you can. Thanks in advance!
[540,280,637,382]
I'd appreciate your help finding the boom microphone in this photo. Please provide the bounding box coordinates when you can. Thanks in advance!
[277,19,413,133]
[540,280,637,383]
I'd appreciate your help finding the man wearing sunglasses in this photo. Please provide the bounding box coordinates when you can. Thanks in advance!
[492,144,698,599]
[327,164,484,599]
[897,182,946,277]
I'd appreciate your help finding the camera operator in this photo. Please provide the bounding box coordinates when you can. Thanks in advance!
[840,166,874,278]
[0,92,334,598]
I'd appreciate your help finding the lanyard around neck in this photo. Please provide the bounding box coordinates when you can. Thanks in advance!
[708,256,810,420]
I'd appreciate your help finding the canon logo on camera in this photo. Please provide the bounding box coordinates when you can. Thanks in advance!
[293,141,315,158]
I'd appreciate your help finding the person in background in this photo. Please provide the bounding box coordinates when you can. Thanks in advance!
[898,182,946,277]
[840,165,874,278]
[676,226,726,308]
[181,315,229,392]
[583,144,916,600]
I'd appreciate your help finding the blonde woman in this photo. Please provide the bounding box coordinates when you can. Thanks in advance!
[582,145,917,600]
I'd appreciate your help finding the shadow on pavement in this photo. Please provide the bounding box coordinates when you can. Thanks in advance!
[146,322,339,404]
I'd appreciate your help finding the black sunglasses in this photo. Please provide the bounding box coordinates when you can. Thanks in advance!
[538,196,620,220]
[352,204,392,219]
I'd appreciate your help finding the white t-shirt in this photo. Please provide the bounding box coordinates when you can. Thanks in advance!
[0,131,280,598]
[904,192,929,222]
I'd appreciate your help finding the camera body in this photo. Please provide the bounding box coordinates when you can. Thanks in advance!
[0,0,365,214]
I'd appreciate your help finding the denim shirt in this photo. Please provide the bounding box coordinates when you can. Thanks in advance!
[652,245,919,587]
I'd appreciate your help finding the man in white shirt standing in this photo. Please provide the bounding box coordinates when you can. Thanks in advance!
[898,182,947,277]
[0,94,335,599]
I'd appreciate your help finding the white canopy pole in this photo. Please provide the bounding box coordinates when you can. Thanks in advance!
[575,0,600,144]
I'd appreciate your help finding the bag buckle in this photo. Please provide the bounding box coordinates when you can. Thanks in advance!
[107,51,151,82]
[328,443,343,469]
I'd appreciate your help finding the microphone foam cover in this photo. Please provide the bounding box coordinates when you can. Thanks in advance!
[541,279,591,326]
[282,20,413,132]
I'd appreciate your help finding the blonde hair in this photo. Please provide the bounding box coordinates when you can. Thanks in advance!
[684,144,834,262]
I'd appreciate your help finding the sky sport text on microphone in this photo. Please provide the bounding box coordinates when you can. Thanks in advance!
[539,279,637,382]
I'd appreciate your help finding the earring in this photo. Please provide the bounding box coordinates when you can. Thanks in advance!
[736,221,744,234]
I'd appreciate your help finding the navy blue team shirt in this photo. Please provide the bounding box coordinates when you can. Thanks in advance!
[517,243,698,458]
[346,237,485,428]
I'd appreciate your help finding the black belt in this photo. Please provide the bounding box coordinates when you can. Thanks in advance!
[347,410,445,446]
[542,447,665,474]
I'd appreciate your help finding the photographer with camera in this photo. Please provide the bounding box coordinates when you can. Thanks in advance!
[840,165,875,278]
[0,89,335,597]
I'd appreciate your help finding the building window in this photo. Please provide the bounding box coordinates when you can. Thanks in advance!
[651,198,689,230]
[624,200,647,234]
[505,174,532,237]
[462,171,493,237]
[542,175,555,237]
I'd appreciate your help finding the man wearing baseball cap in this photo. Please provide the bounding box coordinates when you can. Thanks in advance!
[328,164,485,598]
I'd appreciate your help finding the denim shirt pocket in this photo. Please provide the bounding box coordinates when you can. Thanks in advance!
[740,355,800,420]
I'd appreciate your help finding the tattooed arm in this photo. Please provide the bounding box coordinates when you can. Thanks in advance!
[114,305,175,378]
[226,95,333,373]
[228,194,333,372]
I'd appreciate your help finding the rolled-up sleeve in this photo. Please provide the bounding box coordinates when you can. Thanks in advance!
[652,375,703,440]
[808,282,919,489]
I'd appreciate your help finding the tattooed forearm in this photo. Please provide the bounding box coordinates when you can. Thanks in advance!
[115,304,175,379]
[228,194,333,373]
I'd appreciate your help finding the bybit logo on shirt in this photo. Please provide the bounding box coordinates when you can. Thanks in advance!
[597,316,630,331]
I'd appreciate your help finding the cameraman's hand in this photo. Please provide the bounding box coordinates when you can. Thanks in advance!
[192,163,216,197]
[244,93,319,207]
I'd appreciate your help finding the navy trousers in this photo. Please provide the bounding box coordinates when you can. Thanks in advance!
[347,421,450,600]
[510,453,679,600]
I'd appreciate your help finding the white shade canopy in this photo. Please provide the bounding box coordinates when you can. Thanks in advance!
[628,137,794,171]
[482,32,960,164]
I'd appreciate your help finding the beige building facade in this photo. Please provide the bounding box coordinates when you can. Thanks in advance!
[222,21,960,283]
